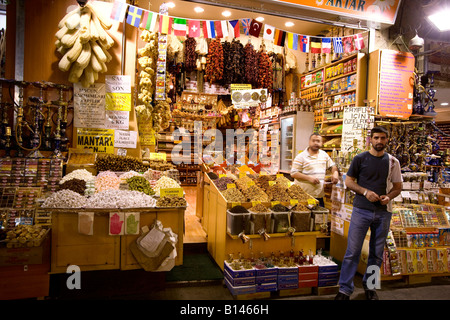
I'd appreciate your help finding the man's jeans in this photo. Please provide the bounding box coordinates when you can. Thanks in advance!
[338,206,392,296]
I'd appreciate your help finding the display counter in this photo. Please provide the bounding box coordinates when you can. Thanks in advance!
[202,173,321,270]
[49,207,185,274]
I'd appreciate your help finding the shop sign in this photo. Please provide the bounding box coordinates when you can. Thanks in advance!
[73,83,106,129]
[377,50,415,119]
[342,106,375,152]
[105,75,131,130]
[76,128,115,154]
[272,0,401,25]
[114,130,138,149]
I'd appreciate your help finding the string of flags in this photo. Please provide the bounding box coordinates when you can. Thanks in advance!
[111,1,366,53]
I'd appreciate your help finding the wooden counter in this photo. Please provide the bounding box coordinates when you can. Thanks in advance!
[50,207,185,274]
[202,173,319,270]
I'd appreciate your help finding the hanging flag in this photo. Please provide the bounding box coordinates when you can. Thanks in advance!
[110,1,129,22]
[173,18,187,36]
[249,19,263,37]
[310,37,322,53]
[229,20,240,38]
[322,37,332,53]
[299,35,309,53]
[274,29,286,47]
[333,37,343,53]
[241,18,251,36]
[188,20,201,38]
[126,5,143,28]
[202,20,216,38]
[159,15,173,34]
[263,24,275,41]
[140,10,158,32]
[214,21,229,38]
[287,33,298,50]
[353,34,365,50]
[343,36,355,53]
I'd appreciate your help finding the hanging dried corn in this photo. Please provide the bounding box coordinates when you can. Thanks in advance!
[55,1,114,87]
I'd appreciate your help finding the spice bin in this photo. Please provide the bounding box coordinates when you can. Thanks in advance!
[226,210,252,235]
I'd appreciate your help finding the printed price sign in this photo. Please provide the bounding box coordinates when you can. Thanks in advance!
[271,201,280,207]
[149,153,167,161]
[227,184,236,189]
[290,199,299,206]
[160,188,183,198]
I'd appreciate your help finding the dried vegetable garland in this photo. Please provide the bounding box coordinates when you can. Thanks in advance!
[204,39,223,84]
[184,37,197,71]
[244,42,259,88]
[257,49,273,91]
[221,39,245,87]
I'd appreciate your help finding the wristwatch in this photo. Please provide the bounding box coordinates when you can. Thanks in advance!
[363,189,368,197]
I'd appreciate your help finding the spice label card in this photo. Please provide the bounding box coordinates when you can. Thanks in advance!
[109,212,124,235]
[78,212,94,236]
[125,212,140,235]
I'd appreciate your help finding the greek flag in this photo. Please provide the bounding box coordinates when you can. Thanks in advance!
[333,37,343,53]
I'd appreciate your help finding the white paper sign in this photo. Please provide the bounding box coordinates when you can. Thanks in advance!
[114,130,138,148]
[105,110,130,130]
[73,83,106,129]
[105,75,131,93]
[341,106,374,152]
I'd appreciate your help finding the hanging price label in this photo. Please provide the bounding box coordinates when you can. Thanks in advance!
[252,201,261,207]
[149,152,166,161]
[307,198,318,206]
[227,184,236,189]
[290,199,299,206]
[271,201,280,207]
[232,202,241,207]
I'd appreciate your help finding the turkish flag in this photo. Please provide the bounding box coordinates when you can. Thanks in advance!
[249,19,263,37]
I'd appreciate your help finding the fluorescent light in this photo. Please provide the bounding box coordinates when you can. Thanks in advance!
[428,9,450,31]
[166,2,176,8]
[441,102,449,106]
[285,22,294,27]
[256,17,264,22]
[194,6,204,13]
[222,10,232,17]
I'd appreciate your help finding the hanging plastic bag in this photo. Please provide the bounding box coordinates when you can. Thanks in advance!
[130,220,178,272]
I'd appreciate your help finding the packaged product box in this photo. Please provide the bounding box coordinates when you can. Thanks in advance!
[255,274,277,285]
[436,248,448,273]
[254,266,278,277]
[225,278,256,296]
[224,261,256,278]
[277,266,299,275]
[426,249,438,273]
[406,249,417,274]
[298,279,318,288]
[256,282,277,293]
[278,282,299,290]
[447,248,450,271]
[224,269,256,287]
[278,274,299,285]
[298,265,319,274]
[397,250,408,274]
[415,249,427,273]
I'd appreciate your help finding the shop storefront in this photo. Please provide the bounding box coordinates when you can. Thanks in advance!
[0,0,449,301]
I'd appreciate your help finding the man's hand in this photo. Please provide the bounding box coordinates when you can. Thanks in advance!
[309,176,320,184]
[365,190,380,202]
[379,195,390,205]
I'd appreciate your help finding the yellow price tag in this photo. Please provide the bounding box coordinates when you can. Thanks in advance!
[232,202,241,207]
[160,188,184,198]
[307,199,317,206]
[276,174,283,178]
[149,152,167,161]
[269,181,276,186]
[247,181,255,187]
[290,199,299,206]
[271,201,280,207]
[227,183,236,189]
[252,201,261,207]
[219,174,227,178]
[239,173,246,178]
[260,171,267,175]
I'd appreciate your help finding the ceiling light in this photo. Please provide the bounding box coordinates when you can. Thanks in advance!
[256,17,264,22]
[441,102,449,106]
[166,2,175,9]
[194,6,204,13]
[222,10,231,17]
[285,22,294,27]
[428,9,450,31]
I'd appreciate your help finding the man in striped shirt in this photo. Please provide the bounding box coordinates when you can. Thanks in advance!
[290,133,339,206]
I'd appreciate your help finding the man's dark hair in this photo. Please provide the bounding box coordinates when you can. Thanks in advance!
[310,133,322,139]
[370,126,389,138]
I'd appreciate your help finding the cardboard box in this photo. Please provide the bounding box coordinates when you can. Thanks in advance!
[225,278,256,296]
[256,282,277,293]
[318,272,339,281]
[278,274,299,285]
[224,270,255,286]
[318,264,339,273]
[278,282,299,290]
[0,232,50,266]
[255,266,278,277]
[298,279,318,288]
[298,265,319,273]
[298,272,318,281]
[277,266,298,275]
[318,279,338,287]
[255,275,277,285]
[224,261,256,278]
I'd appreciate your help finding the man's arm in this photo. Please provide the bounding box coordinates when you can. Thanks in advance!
[291,172,320,184]
[345,175,380,202]
[380,182,402,205]
[331,165,339,184]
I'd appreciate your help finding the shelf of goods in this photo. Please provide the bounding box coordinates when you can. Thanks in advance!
[330,185,450,283]
[36,165,187,274]
[201,172,328,273]
[301,53,367,151]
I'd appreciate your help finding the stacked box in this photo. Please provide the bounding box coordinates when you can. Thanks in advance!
[318,263,339,287]
[298,265,318,288]
[426,249,438,273]
[224,261,256,295]
[277,266,298,290]
[255,265,278,292]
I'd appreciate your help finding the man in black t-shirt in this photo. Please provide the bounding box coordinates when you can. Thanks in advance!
[335,126,402,300]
